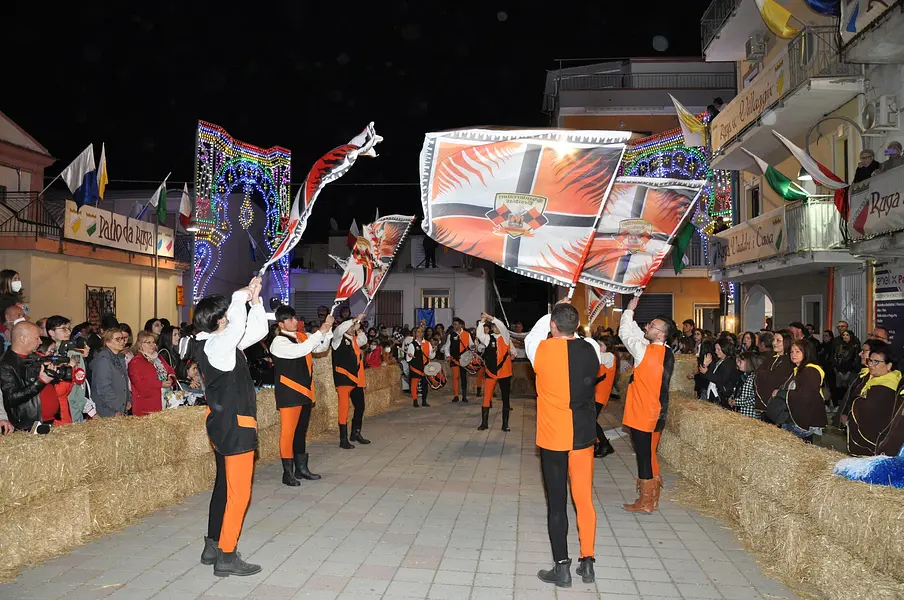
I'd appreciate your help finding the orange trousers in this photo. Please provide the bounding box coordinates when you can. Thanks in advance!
[540,445,596,560]
[451,363,465,397]
[476,367,485,388]
[338,386,353,424]
[219,451,254,553]
[651,431,661,478]
[278,406,302,459]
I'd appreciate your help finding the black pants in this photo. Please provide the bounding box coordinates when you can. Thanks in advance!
[425,249,436,267]
[294,403,313,455]
[208,451,226,540]
[595,403,604,442]
[419,378,429,401]
[627,427,653,480]
[351,387,365,430]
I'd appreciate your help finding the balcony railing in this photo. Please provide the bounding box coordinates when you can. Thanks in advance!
[0,193,64,240]
[786,26,860,89]
[701,0,742,54]
[554,71,736,92]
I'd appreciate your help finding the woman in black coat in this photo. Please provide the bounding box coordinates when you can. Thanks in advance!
[700,336,741,407]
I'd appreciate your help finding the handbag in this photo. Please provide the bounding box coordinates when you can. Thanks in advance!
[766,376,793,424]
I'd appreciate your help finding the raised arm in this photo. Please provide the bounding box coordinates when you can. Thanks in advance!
[525,314,552,366]
[238,301,268,350]
[427,342,436,359]
[492,317,510,346]
[618,301,648,365]
[331,319,357,350]
[203,290,251,361]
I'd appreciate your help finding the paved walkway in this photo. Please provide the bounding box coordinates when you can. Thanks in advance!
[2,395,799,600]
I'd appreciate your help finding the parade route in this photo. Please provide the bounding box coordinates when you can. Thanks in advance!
[1,395,799,600]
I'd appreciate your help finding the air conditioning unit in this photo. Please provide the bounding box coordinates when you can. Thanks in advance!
[876,95,899,128]
[745,34,767,62]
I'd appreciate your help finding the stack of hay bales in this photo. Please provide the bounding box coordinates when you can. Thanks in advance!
[438,359,537,397]
[660,394,904,600]
[0,361,401,581]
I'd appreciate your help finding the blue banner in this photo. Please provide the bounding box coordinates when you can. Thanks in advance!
[416,309,435,328]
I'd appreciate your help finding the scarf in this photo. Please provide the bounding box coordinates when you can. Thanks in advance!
[861,370,902,395]
[142,351,169,382]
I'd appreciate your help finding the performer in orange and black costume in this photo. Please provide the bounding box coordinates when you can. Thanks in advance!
[619,296,676,514]
[194,277,268,577]
[476,312,513,432]
[443,317,473,403]
[594,337,617,458]
[405,327,435,407]
[524,301,601,587]
[269,305,333,486]
[332,313,371,449]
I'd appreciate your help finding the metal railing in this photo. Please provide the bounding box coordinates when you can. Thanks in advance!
[688,234,706,267]
[0,192,64,239]
[701,0,742,54]
[174,234,193,264]
[555,71,736,92]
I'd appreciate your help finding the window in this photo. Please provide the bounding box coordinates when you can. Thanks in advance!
[621,293,673,323]
[801,294,823,333]
[750,185,761,219]
[421,288,450,309]
[694,303,721,334]
[375,290,403,328]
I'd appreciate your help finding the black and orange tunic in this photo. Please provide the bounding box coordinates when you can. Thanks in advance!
[333,332,366,389]
[272,332,318,408]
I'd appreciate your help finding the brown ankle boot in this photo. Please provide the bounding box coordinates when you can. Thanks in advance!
[623,479,657,514]
[653,475,664,509]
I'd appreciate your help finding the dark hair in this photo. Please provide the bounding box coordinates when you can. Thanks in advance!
[698,339,716,365]
[551,304,579,335]
[741,331,757,348]
[758,331,774,350]
[144,318,159,332]
[682,319,695,328]
[0,269,22,298]
[159,325,179,359]
[715,335,736,360]
[274,305,296,323]
[789,321,806,331]
[37,336,55,355]
[194,294,231,333]
[737,351,763,373]
[869,342,894,365]
[774,329,793,354]
[598,335,615,353]
[159,318,171,329]
[45,315,70,333]
[452,317,465,326]
[791,339,816,366]
[119,323,133,336]
[654,314,677,343]
[101,315,120,330]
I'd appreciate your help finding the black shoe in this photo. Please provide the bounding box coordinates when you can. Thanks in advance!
[476,388,482,397]
[294,453,321,480]
[421,400,431,407]
[213,550,262,577]
[576,557,595,583]
[477,407,489,431]
[452,396,459,403]
[200,537,218,565]
[413,400,420,407]
[281,458,301,487]
[351,429,371,445]
[339,424,355,449]
[537,559,572,587]
[461,397,469,403]
[501,411,510,432]
[597,438,615,458]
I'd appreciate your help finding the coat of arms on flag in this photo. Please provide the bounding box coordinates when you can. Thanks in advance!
[616,219,654,253]
[486,194,549,239]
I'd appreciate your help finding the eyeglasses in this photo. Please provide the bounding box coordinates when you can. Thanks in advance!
[112,336,128,342]
[54,326,72,332]
[868,359,885,366]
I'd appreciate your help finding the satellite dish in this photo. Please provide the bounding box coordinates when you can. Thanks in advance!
[862,102,876,130]
[329,218,339,231]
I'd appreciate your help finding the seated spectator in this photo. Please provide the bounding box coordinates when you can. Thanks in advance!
[730,352,763,418]
[129,331,177,416]
[90,328,131,417]
[0,322,54,432]
[854,149,881,183]
[366,339,382,369]
[847,343,901,456]
[700,336,740,407]
[882,140,903,172]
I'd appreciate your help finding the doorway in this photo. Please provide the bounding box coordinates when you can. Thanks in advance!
[694,304,721,334]
[802,294,824,332]
[744,284,774,331]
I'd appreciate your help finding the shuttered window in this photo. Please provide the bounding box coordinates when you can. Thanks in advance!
[375,290,403,328]
[621,293,673,324]
[293,291,336,323]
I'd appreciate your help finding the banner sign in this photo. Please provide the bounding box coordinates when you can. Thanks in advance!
[710,56,790,153]
[64,200,175,258]
[874,263,904,352]
[848,166,904,240]
[841,0,894,45]
[710,206,787,268]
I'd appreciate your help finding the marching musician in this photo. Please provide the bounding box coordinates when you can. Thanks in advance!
[406,326,435,407]
[476,312,513,432]
[444,317,473,403]
[269,305,332,487]
[332,313,371,449]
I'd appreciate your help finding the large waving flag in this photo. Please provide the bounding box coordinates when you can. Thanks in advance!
[578,177,706,295]
[178,183,192,229]
[772,130,849,218]
[669,95,706,147]
[331,215,415,309]
[742,148,809,201]
[420,128,630,287]
[96,143,108,201]
[259,122,383,276]
[60,144,99,208]
[755,0,803,39]
[587,286,606,327]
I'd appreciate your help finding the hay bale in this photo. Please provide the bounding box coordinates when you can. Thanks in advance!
[256,425,281,462]
[87,463,186,534]
[670,355,697,395]
[808,476,904,580]
[146,407,211,458]
[659,436,742,519]
[0,487,91,582]
[0,427,93,512]
[255,388,278,430]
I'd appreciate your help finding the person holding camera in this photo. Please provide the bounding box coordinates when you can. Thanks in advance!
[47,315,92,422]
[0,322,56,432]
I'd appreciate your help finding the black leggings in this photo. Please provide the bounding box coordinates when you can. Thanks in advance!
[351,387,365,430]
[539,448,570,562]
[628,427,653,480]
[294,404,313,455]
[208,451,226,540]
[595,403,604,442]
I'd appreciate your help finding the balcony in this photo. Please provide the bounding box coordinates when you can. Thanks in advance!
[842,0,904,64]
[701,0,760,62]
[709,26,862,171]
[709,200,861,282]
[657,234,708,276]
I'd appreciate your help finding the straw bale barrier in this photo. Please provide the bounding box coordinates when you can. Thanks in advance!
[660,394,904,599]
[0,361,402,581]
[437,360,537,397]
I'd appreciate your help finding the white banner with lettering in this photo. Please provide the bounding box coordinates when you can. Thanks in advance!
[848,166,904,240]
[64,200,175,258]
[710,206,787,268]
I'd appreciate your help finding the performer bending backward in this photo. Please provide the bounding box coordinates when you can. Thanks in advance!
[195,277,268,577]
[444,317,473,403]
[269,305,333,486]
[619,296,676,513]
[524,301,600,587]
[476,312,513,431]
[332,313,371,449]
[594,337,617,458]
[406,326,435,407]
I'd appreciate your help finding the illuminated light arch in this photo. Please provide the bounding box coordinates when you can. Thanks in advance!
[194,121,292,303]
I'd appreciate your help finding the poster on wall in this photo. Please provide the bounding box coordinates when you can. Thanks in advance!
[874,264,904,351]
[64,200,175,258]
[86,286,116,329]
[847,166,904,240]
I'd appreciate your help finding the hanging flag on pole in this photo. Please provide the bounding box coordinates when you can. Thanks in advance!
[772,130,849,218]
[96,143,108,201]
[755,0,803,39]
[669,95,706,148]
[330,215,415,311]
[742,148,809,201]
[148,175,170,224]
[672,221,697,275]
[178,183,192,229]
[587,286,606,327]
[60,144,99,208]
[247,231,260,262]
[258,122,383,276]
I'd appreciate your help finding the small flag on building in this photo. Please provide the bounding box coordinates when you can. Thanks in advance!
[178,183,191,229]
[60,144,99,208]
[248,232,260,262]
[742,148,809,202]
[755,0,802,39]
[772,130,849,219]
[669,94,706,148]
[96,143,108,201]
[148,175,169,224]
[672,221,696,275]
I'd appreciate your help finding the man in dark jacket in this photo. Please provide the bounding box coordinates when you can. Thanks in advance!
[0,322,54,431]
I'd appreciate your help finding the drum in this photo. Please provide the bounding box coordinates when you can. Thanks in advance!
[460,350,484,375]
[424,362,447,390]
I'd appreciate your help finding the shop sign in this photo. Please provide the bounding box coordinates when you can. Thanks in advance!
[710,206,787,268]
[64,200,174,258]
[848,166,904,240]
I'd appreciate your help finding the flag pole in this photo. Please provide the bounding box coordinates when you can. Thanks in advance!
[492,280,510,328]
[154,220,159,317]
[40,172,64,196]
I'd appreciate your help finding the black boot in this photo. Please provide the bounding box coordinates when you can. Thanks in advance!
[413,399,419,407]
[477,407,489,431]
[576,557,595,583]
[452,396,459,403]
[595,437,615,458]
[537,559,572,587]
[421,394,430,407]
[200,537,218,565]
[213,549,262,577]
[501,410,510,432]
[339,424,355,449]
[281,458,301,487]
[351,428,371,444]
[294,453,321,480]
[461,395,469,403]
[476,387,481,398]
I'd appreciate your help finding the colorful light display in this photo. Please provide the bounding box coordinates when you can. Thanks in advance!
[194,121,292,303]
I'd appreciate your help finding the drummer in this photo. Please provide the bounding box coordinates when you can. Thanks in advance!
[477,312,514,432]
[405,327,436,407]
[444,317,474,403]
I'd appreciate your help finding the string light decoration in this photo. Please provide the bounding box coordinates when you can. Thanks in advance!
[194,121,292,303]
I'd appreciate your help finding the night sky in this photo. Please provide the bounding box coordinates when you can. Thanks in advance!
[7,2,712,229]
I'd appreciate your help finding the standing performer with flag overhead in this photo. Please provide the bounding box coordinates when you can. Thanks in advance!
[332,313,370,449]
[406,327,435,408]
[444,317,473,403]
[269,305,333,487]
[193,277,268,577]
[476,312,513,432]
